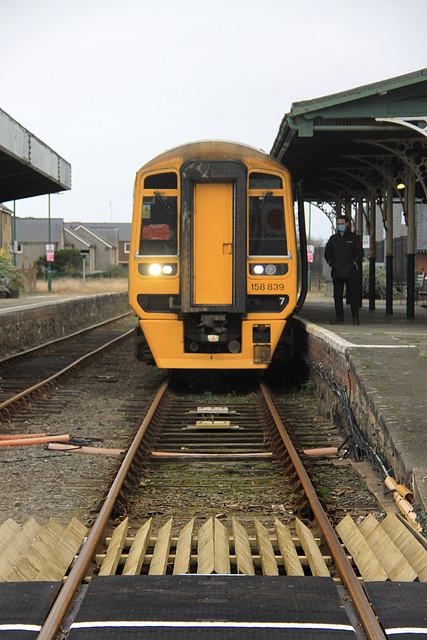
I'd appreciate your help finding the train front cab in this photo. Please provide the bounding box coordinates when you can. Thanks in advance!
[129,150,299,369]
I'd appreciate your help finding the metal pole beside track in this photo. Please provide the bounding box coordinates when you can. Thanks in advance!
[37,380,169,640]
[259,382,386,640]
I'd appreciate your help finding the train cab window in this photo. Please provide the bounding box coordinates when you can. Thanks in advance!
[144,172,177,189]
[139,194,178,256]
[249,172,282,190]
[248,171,287,256]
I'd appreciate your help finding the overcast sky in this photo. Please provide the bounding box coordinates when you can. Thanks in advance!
[2,0,426,240]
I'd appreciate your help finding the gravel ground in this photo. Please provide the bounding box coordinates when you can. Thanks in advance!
[0,327,163,527]
[122,380,386,537]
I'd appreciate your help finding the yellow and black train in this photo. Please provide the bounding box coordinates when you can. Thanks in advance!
[129,141,306,369]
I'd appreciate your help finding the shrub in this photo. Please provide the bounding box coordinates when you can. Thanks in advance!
[106,263,128,278]
[0,249,27,295]
[361,263,401,300]
[36,248,83,276]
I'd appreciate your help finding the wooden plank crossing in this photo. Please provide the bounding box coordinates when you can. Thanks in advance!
[98,513,426,580]
[122,518,152,576]
[99,517,129,576]
[148,518,173,575]
[358,513,418,581]
[36,518,87,582]
[336,514,388,582]
[0,516,86,582]
[336,513,425,583]
[0,512,423,582]
[274,517,304,576]
[295,517,330,577]
[173,518,194,575]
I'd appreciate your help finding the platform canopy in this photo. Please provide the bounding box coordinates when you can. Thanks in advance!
[271,68,427,206]
[0,108,71,203]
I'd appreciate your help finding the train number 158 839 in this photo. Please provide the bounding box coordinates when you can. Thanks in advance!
[249,282,285,291]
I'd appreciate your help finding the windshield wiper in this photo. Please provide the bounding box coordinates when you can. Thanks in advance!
[254,191,273,217]
[155,192,175,217]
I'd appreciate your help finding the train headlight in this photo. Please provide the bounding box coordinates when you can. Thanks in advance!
[149,263,162,276]
[249,263,288,276]
[138,263,178,276]
[265,264,277,275]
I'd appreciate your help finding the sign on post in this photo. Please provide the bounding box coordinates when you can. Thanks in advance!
[307,244,314,263]
[46,244,55,262]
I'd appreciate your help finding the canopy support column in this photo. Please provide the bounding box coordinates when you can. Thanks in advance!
[385,181,394,315]
[368,196,376,311]
[357,199,364,309]
[406,169,416,319]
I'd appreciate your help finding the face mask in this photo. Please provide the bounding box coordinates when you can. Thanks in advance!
[337,224,346,232]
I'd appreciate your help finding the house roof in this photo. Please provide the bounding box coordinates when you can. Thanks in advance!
[64,227,91,247]
[74,225,114,248]
[74,222,132,242]
[16,217,64,243]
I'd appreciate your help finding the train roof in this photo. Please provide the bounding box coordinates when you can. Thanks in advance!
[137,140,289,175]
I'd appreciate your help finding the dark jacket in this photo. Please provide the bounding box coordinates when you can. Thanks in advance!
[324,230,363,279]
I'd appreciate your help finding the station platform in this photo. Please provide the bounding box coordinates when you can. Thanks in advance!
[297,292,427,511]
[0,291,112,314]
[0,291,129,358]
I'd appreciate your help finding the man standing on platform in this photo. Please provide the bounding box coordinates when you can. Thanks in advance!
[324,215,363,325]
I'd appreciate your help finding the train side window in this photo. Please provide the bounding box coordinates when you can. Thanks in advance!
[144,172,177,189]
[248,195,287,256]
[249,172,282,189]
[139,195,178,256]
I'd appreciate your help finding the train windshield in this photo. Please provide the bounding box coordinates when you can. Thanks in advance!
[248,194,287,256]
[248,171,287,256]
[139,193,178,256]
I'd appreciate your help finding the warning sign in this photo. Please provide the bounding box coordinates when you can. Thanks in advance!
[142,204,151,219]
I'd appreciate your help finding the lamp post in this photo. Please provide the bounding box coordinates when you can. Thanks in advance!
[12,201,17,266]
[47,195,52,292]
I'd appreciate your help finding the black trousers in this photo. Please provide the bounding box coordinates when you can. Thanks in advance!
[333,277,360,319]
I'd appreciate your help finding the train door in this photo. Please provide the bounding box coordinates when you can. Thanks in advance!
[180,159,246,314]
[193,182,233,305]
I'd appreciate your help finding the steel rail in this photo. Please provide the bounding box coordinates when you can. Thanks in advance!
[37,379,169,640]
[0,310,133,367]
[0,329,135,416]
[259,382,386,640]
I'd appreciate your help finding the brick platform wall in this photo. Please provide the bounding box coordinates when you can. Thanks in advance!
[0,292,130,358]
[292,317,413,497]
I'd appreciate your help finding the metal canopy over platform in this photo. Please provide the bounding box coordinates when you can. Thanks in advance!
[271,68,427,319]
[271,68,427,204]
[0,108,71,202]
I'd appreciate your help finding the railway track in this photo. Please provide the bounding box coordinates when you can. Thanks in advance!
[33,378,393,640]
[0,312,134,422]
[1,364,424,639]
